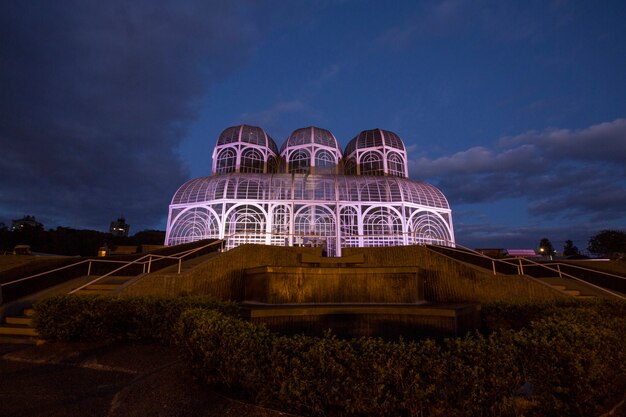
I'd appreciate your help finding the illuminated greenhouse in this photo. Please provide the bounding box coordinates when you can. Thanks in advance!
[165,125,454,256]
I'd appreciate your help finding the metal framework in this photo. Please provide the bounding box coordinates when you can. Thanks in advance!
[166,125,454,256]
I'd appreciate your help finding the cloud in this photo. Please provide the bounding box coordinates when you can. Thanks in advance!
[0,1,263,230]
[453,220,601,251]
[410,118,626,223]
[501,118,626,165]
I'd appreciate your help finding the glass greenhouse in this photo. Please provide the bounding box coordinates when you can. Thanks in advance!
[165,125,454,256]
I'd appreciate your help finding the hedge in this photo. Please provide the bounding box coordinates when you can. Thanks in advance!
[33,295,626,416]
[177,300,626,417]
[33,294,238,343]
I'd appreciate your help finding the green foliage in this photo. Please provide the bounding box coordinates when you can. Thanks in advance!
[177,308,272,397]
[177,300,626,417]
[33,294,626,416]
[588,229,626,256]
[33,294,238,343]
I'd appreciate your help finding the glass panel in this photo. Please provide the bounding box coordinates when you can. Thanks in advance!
[216,148,236,174]
[240,148,264,173]
[360,151,384,176]
[288,149,310,174]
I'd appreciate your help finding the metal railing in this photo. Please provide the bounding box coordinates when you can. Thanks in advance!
[424,241,626,300]
[68,240,224,294]
[0,240,224,303]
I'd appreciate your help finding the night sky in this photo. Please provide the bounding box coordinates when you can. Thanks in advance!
[1,1,625,251]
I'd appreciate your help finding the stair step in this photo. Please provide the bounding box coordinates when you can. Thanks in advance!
[75,289,113,295]
[0,335,38,345]
[550,284,567,290]
[86,284,120,290]
[575,295,596,299]
[24,309,35,317]
[564,289,581,296]
[0,325,38,336]
[5,317,32,326]
[98,276,134,284]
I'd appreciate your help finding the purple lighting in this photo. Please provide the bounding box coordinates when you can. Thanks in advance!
[166,125,454,256]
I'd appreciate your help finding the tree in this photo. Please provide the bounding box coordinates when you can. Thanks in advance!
[538,238,555,258]
[563,240,580,257]
[587,230,626,256]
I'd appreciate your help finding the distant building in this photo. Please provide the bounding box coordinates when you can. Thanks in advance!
[109,217,130,237]
[11,215,43,231]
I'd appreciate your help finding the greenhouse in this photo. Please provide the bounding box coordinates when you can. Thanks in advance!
[165,125,454,256]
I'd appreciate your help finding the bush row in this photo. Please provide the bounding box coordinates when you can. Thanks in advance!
[177,301,626,417]
[33,295,626,416]
[33,294,238,343]
[481,298,626,331]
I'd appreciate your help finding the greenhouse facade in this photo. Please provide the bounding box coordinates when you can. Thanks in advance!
[165,125,454,256]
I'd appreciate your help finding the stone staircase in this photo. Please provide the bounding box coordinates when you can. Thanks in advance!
[0,308,38,344]
[536,276,608,299]
[0,275,136,344]
[155,252,221,275]
[72,275,136,295]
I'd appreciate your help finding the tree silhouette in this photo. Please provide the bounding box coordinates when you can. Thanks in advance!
[588,230,626,256]
[563,240,580,256]
[538,238,555,258]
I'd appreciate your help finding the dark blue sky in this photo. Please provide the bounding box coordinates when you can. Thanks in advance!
[1,1,625,250]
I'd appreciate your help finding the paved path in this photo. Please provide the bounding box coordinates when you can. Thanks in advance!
[0,342,292,417]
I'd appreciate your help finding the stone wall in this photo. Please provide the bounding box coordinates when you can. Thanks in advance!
[121,244,565,303]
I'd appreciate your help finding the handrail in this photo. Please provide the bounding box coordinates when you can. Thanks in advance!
[424,241,626,300]
[534,261,626,282]
[0,240,223,292]
[68,253,152,294]
[0,258,135,288]
[68,239,224,294]
[423,238,523,275]
[518,257,625,300]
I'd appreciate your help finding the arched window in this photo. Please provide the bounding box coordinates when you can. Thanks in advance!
[362,207,403,246]
[409,212,450,245]
[387,152,405,178]
[288,149,310,174]
[294,205,336,237]
[168,207,219,245]
[216,148,236,174]
[225,205,266,248]
[315,149,336,173]
[360,151,384,176]
[240,148,264,173]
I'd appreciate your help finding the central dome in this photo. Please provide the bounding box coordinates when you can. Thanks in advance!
[280,126,342,174]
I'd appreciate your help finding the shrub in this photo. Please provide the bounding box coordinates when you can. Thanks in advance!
[177,301,626,417]
[177,308,271,396]
[33,294,238,343]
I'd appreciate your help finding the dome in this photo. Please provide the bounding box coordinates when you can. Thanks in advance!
[216,124,279,153]
[344,128,408,178]
[166,173,454,252]
[280,126,340,152]
[280,127,342,174]
[344,128,406,156]
[212,125,279,175]
[170,174,449,209]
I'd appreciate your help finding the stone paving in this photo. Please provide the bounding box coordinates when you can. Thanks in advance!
[0,342,293,417]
